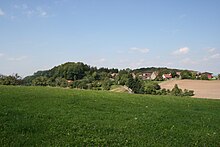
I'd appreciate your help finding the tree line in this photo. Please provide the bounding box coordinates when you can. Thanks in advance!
[1,62,220,96]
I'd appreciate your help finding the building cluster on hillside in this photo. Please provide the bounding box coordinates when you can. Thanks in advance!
[139,71,176,80]
[65,71,215,84]
[137,71,213,81]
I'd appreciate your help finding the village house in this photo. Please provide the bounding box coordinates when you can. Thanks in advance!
[131,73,136,79]
[67,80,74,87]
[162,73,172,80]
[175,71,182,79]
[202,72,213,79]
[67,80,74,84]
[195,72,201,79]
[196,72,213,79]
[141,72,152,80]
[139,71,158,80]
[111,73,118,78]
[176,72,181,76]
[151,71,158,80]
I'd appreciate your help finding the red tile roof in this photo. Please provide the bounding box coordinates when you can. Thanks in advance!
[163,74,172,79]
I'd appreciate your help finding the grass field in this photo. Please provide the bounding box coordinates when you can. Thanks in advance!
[0,86,220,146]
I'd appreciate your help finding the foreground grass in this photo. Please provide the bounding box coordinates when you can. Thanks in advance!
[0,86,220,146]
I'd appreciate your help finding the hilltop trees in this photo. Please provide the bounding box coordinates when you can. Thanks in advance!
[30,62,90,81]
[24,62,119,90]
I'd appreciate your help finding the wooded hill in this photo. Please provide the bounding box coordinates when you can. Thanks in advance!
[23,62,119,85]
[24,62,194,82]
[23,62,189,84]
[1,62,197,96]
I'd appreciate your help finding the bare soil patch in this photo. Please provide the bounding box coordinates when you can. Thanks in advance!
[159,80,220,99]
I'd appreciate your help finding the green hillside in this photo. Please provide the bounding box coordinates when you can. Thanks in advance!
[0,86,220,146]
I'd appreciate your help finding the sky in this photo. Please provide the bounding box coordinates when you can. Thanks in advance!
[0,0,220,77]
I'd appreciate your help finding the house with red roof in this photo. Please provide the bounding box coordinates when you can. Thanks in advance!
[204,72,213,79]
[201,72,213,79]
[162,74,172,80]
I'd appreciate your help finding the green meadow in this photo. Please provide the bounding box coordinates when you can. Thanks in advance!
[0,85,220,146]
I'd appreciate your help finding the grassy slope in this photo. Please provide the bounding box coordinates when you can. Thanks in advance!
[0,86,220,146]
[110,85,130,93]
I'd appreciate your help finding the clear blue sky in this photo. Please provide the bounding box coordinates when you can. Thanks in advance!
[0,0,220,77]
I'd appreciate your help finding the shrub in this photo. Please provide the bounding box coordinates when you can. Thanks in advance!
[161,88,167,95]
[183,89,194,96]
[171,84,182,96]
[156,90,162,95]
[169,84,194,97]
[144,82,161,94]
[145,85,156,94]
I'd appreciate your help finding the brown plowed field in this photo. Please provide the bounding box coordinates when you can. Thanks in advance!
[159,80,220,99]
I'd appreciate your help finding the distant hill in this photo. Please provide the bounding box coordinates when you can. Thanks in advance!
[23,62,200,86]
[24,62,194,80]
[23,62,119,85]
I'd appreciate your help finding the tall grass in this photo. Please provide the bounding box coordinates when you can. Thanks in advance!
[0,86,220,146]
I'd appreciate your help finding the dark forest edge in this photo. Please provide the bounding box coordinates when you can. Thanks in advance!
[1,62,220,97]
